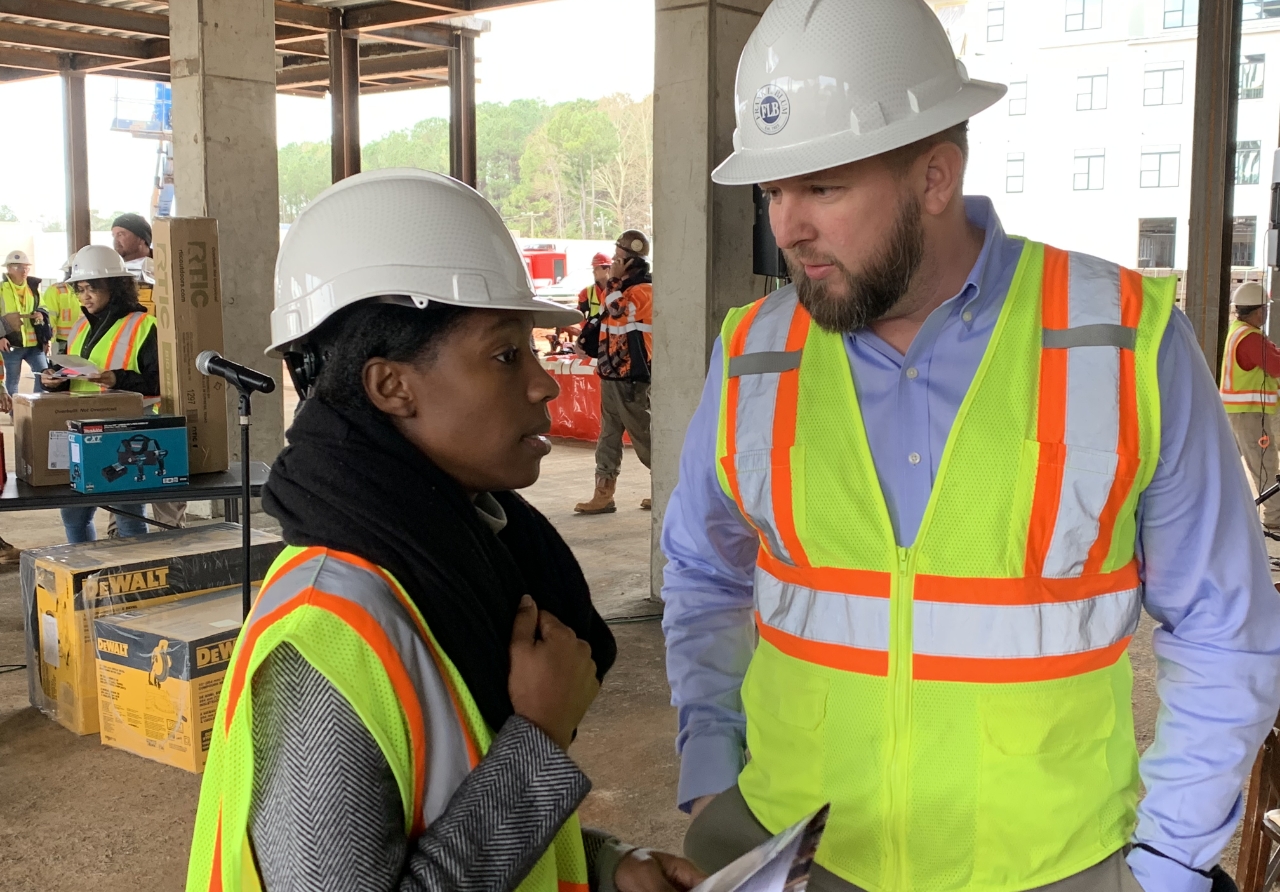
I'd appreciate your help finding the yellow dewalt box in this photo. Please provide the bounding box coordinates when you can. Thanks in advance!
[95,585,255,773]
[23,523,283,735]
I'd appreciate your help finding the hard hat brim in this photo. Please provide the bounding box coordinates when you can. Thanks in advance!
[66,268,136,284]
[711,79,1007,186]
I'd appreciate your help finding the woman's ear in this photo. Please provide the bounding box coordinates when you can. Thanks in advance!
[362,358,417,418]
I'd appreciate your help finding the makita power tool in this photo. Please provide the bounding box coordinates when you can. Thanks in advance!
[102,434,168,484]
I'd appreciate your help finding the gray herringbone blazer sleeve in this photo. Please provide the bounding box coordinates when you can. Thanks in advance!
[247,643,596,892]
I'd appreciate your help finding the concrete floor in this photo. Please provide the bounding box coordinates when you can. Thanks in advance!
[0,359,1267,887]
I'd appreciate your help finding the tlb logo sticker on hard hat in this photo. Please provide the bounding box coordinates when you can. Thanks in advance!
[754,85,791,135]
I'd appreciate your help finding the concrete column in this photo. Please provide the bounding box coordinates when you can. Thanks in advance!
[449,32,477,188]
[61,68,90,255]
[170,0,284,466]
[650,0,770,597]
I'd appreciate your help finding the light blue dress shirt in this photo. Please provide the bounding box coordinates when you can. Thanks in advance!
[660,197,1280,892]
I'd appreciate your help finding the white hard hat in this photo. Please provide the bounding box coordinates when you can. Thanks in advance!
[270,168,581,356]
[1233,281,1270,308]
[67,245,133,283]
[60,254,76,275]
[712,0,1007,186]
[4,249,30,266]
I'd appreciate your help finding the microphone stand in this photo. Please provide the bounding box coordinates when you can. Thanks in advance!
[238,386,253,618]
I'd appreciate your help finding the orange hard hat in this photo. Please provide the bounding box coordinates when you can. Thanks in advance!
[591,252,612,268]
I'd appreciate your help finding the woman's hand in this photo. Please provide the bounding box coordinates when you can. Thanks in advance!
[87,370,117,389]
[39,369,60,390]
[615,850,706,892]
[0,390,12,413]
[508,595,599,749]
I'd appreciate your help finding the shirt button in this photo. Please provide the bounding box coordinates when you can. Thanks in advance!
[906,367,919,379]
[962,310,974,323]
[908,452,921,465]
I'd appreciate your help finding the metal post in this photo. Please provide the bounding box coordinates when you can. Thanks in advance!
[1185,0,1243,377]
[449,32,477,187]
[328,17,360,181]
[240,390,252,618]
[61,68,90,256]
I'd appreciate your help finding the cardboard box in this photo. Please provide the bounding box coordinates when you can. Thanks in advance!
[152,217,229,474]
[14,392,145,486]
[95,585,256,772]
[69,416,190,494]
[23,523,283,735]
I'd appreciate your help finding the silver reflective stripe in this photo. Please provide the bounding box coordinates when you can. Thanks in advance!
[1042,252,1126,579]
[105,313,147,370]
[249,553,473,826]
[728,350,803,378]
[913,587,1141,658]
[730,287,803,565]
[755,567,890,652]
[1042,324,1136,350]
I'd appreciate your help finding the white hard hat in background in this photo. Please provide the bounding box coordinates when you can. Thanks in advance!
[67,245,133,283]
[4,250,30,266]
[712,0,1007,186]
[270,168,582,357]
[61,254,76,275]
[1233,281,1270,308]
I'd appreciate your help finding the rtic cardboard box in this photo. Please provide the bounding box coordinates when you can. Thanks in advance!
[69,416,190,494]
[23,523,283,735]
[14,392,145,486]
[95,584,256,773]
[152,217,229,474]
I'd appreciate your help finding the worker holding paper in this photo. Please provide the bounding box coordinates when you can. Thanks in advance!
[661,2,1280,891]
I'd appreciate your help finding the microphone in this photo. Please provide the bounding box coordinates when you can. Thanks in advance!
[196,350,276,394]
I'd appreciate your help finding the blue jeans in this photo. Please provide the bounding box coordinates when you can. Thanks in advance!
[4,345,47,396]
[60,507,150,543]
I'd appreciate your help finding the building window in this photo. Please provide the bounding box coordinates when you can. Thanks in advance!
[1006,153,1025,192]
[1163,0,1198,28]
[1077,73,1108,110]
[1144,62,1184,106]
[1237,140,1263,185]
[1243,0,1264,19]
[1140,146,1180,188]
[987,1,1005,41]
[1137,218,1176,268]
[1241,55,1266,100]
[1008,80,1027,115]
[1074,149,1105,190]
[1066,0,1103,31]
[1233,216,1258,266]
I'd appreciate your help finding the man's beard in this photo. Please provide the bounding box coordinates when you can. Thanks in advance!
[786,194,925,334]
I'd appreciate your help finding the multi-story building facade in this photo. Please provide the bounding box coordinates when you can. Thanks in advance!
[928,0,1280,272]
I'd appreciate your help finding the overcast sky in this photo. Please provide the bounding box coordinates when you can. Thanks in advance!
[0,0,655,225]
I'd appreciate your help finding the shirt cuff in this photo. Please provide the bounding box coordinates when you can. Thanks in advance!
[677,732,745,813]
[1127,846,1212,892]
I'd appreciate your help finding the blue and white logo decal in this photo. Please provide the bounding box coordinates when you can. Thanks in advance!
[753,84,790,135]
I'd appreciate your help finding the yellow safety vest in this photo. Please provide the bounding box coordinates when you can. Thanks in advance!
[40,283,79,342]
[66,311,155,393]
[186,547,590,892]
[1,277,38,347]
[1220,318,1279,414]
[715,241,1174,891]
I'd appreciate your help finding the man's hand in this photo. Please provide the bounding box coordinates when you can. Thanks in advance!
[615,850,706,892]
[508,595,600,749]
[689,795,716,819]
[0,390,13,413]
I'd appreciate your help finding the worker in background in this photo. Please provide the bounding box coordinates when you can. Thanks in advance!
[0,383,18,562]
[42,245,154,542]
[573,231,653,514]
[1,249,49,395]
[1221,282,1280,535]
[40,256,80,355]
[662,2,1280,891]
[578,253,613,319]
[186,169,703,892]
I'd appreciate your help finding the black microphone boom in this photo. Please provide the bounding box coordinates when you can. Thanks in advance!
[196,350,276,394]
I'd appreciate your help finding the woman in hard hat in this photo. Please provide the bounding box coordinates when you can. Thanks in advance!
[187,169,704,892]
[42,245,155,542]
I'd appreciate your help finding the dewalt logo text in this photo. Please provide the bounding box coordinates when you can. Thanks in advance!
[86,567,171,599]
[196,640,236,669]
[99,639,129,657]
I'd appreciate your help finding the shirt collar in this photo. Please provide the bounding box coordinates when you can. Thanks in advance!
[951,195,1009,326]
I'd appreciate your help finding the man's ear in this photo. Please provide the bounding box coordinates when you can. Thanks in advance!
[363,358,417,418]
[920,141,965,217]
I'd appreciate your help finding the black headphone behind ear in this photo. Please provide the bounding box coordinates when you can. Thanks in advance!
[284,344,324,403]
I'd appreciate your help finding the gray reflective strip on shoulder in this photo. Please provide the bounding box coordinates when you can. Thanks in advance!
[249,552,474,826]
[728,350,803,377]
[1042,324,1136,350]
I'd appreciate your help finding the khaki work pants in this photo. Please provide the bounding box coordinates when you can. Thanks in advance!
[1228,411,1280,529]
[684,785,1143,892]
[595,379,651,479]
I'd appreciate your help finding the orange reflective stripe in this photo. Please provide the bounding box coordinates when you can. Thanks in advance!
[914,561,1139,605]
[1085,268,1142,574]
[104,315,134,367]
[223,590,310,734]
[721,300,765,539]
[261,546,326,589]
[757,548,891,599]
[1025,246,1070,577]
[769,304,813,568]
[913,637,1131,683]
[210,810,224,892]
[120,314,146,369]
[559,882,590,892]
[756,611,889,677]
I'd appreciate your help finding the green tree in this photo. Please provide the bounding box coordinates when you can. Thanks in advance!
[277,140,330,223]
[0,206,17,223]
[543,99,618,238]
[477,99,550,210]
[363,117,450,174]
[90,209,133,231]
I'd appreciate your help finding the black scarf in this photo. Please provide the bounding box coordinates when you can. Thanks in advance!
[262,398,616,732]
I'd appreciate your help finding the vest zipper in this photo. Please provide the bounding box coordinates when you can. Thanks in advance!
[887,546,915,889]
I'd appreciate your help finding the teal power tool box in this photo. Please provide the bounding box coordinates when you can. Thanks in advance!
[68,416,190,494]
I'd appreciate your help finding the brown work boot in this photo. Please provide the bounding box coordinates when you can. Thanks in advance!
[640,498,652,510]
[575,476,618,515]
[0,538,20,565]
